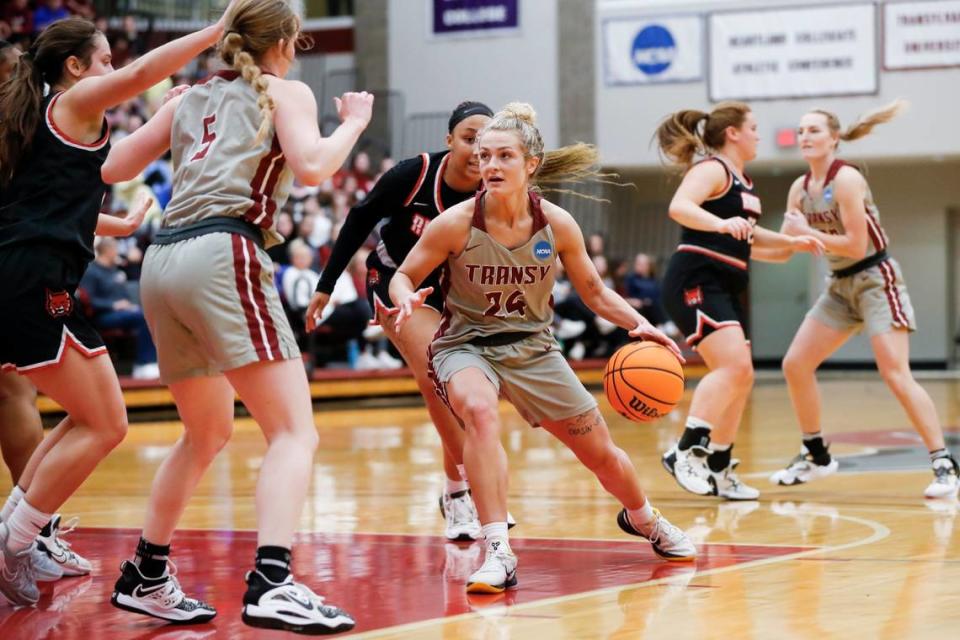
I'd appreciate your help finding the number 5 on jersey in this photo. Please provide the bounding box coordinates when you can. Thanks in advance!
[191,114,217,162]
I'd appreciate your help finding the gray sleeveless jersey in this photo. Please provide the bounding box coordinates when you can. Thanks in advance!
[162,70,294,248]
[800,159,887,271]
[432,191,557,352]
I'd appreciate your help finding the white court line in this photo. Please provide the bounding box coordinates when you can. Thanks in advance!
[346,510,890,639]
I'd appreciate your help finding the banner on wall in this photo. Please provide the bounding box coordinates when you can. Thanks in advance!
[708,3,877,101]
[431,0,519,38]
[884,0,960,70]
[602,14,703,86]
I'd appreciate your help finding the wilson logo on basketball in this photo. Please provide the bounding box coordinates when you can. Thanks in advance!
[45,289,73,318]
[627,396,662,419]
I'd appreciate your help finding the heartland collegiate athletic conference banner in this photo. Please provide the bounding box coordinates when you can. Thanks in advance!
[708,3,877,101]
[602,14,703,86]
[431,0,519,38]
[884,0,960,70]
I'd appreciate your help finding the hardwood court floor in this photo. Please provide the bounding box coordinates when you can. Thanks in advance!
[2,376,960,638]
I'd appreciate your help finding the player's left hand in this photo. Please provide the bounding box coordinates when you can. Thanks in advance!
[162,84,190,105]
[791,234,825,257]
[781,210,811,236]
[628,319,686,363]
[119,195,152,236]
[395,287,433,333]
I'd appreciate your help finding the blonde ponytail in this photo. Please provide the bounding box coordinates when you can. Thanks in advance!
[479,102,619,201]
[810,99,907,146]
[217,0,301,146]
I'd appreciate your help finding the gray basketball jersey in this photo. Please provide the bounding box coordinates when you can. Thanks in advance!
[432,191,557,352]
[800,159,887,271]
[162,70,294,248]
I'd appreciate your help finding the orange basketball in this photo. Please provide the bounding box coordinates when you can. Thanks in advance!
[604,342,684,423]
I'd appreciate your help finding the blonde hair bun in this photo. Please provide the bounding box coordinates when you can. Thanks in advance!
[501,102,537,126]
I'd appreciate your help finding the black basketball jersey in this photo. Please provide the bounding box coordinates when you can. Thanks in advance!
[316,150,475,294]
[0,92,111,265]
[676,156,761,272]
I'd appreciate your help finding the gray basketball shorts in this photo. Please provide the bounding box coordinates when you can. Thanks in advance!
[809,258,917,337]
[429,332,598,427]
[140,232,299,383]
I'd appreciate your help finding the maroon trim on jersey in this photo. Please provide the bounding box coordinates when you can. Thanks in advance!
[878,260,909,327]
[403,153,430,207]
[231,235,281,360]
[434,152,452,212]
[45,92,110,150]
[245,135,285,228]
[529,191,548,234]
[825,158,851,185]
[472,191,487,231]
[865,209,887,252]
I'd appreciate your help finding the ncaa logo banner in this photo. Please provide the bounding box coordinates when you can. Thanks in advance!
[602,14,704,86]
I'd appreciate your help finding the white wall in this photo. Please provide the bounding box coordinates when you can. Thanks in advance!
[595,0,960,168]
[388,0,559,148]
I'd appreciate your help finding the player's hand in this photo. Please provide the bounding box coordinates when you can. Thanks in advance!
[215,0,241,29]
[334,91,374,129]
[791,234,825,257]
[162,84,190,105]
[717,217,753,241]
[395,287,433,333]
[119,195,152,236]
[781,210,811,236]
[305,292,331,333]
[628,318,686,363]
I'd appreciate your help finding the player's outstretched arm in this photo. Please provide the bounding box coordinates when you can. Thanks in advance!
[102,96,181,184]
[273,81,373,186]
[61,0,238,119]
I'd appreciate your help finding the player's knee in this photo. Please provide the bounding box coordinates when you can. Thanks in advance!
[879,365,912,394]
[726,356,754,389]
[188,423,234,460]
[98,412,129,450]
[585,444,623,477]
[461,397,499,436]
[782,349,810,381]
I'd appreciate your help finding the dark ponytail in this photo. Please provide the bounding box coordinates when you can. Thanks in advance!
[0,18,99,186]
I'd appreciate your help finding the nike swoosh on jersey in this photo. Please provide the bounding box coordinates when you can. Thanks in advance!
[464,244,483,252]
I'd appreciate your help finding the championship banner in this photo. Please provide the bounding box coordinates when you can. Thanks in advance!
[708,3,877,101]
[884,0,960,70]
[602,14,704,86]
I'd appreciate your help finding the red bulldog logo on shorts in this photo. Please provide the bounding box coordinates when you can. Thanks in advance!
[45,289,73,318]
[367,268,380,286]
[683,286,703,307]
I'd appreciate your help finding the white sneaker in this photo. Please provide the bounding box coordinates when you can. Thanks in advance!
[37,515,91,576]
[617,508,696,562]
[466,538,517,594]
[569,341,586,361]
[375,350,404,369]
[242,570,355,634]
[770,447,839,486]
[111,560,216,623]
[442,490,482,541]
[362,324,385,341]
[0,524,39,606]
[131,362,160,380]
[31,544,63,582]
[925,457,960,499]
[354,351,380,370]
[663,445,714,496]
[710,460,760,501]
[555,319,586,340]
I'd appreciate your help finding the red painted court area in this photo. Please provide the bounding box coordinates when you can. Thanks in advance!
[0,529,807,639]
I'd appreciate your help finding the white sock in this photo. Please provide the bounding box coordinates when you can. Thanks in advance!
[708,442,731,453]
[685,416,714,431]
[456,464,469,484]
[5,499,52,553]
[445,477,468,494]
[481,522,509,549]
[628,501,656,528]
[0,485,25,523]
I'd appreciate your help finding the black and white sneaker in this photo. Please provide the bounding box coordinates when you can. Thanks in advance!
[111,560,217,623]
[242,570,355,635]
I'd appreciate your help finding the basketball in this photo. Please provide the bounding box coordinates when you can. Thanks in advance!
[604,342,684,423]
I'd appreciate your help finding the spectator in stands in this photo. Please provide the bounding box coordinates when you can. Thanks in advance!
[0,39,21,80]
[624,252,669,327]
[66,0,96,19]
[587,232,605,258]
[80,237,158,379]
[3,0,33,38]
[33,0,71,34]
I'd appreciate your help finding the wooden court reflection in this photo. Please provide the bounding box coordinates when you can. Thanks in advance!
[1,376,959,638]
